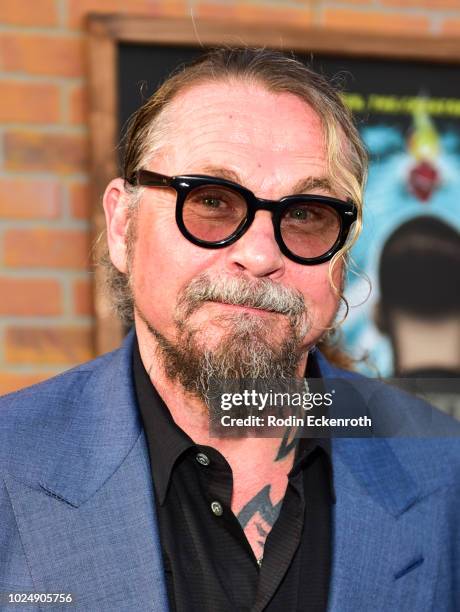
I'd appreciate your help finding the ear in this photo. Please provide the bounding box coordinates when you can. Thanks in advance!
[102,178,132,274]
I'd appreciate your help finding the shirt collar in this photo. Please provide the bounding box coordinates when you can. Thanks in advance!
[132,336,195,505]
[298,354,336,502]
[294,437,335,503]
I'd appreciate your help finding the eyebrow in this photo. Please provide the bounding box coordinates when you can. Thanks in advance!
[197,164,334,196]
[291,176,333,194]
[199,165,242,184]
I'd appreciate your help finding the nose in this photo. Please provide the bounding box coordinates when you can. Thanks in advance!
[225,210,285,278]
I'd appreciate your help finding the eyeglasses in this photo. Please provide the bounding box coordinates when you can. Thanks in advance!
[128,169,357,265]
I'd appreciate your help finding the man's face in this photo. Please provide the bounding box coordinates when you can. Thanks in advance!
[117,81,343,388]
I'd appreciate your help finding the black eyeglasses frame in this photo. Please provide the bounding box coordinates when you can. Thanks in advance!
[127,169,357,265]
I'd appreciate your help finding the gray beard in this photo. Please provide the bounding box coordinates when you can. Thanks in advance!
[134,272,314,416]
[136,308,306,412]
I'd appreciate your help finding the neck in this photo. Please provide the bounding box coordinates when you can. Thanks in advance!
[391,314,460,375]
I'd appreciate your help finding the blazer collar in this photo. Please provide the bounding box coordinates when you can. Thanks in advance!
[39,329,141,508]
[311,347,421,517]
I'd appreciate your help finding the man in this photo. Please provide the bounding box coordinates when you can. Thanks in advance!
[0,48,458,612]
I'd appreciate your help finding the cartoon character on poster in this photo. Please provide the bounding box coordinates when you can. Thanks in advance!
[342,95,460,416]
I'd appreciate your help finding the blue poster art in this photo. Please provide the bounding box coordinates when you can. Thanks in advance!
[341,93,460,379]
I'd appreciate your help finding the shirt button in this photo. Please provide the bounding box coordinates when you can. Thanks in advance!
[196,452,210,466]
[211,501,223,516]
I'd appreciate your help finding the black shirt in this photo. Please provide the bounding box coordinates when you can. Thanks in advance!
[133,338,334,612]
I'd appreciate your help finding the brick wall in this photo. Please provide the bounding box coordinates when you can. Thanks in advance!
[1,0,459,394]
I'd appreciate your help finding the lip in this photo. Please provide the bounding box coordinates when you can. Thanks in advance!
[207,301,277,316]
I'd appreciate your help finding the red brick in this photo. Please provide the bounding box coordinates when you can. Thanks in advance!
[5,326,93,365]
[73,277,93,316]
[0,179,61,219]
[69,84,87,125]
[0,33,83,78]
[191,1,313,26]
[4,228,91,270]
[234,2,312,26]
[0,277,61,316]
[0,82,60,123]
[0,372,56,395]
[4,131,88,175]
[154,0,189,18]
[322,8,430,35]
[327,0,373,3]
[69,182,90,219]
[0,0,58,27]
[442,18,460,35]
[383,0,460,8]
[190,2,237,19]
[68,0,159,28]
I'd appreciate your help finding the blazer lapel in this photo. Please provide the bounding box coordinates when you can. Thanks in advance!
[311,349,444,611]
[328,438,442,612]
[3,331,169,611]
[3,431,168,611]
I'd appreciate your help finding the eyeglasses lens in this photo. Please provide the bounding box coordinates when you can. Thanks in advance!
[182,185,247,242]
[280,202,341,259]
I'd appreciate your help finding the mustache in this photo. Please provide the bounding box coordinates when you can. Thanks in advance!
[176,273,306,320]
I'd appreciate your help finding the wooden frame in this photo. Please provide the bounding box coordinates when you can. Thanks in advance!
[87,14,460,355]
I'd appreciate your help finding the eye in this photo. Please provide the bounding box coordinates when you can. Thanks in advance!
[281,202,339,233]
[201,195,224,208]
[185,185,247,220]
[287,205,322,222]
[288,207,310,221]
[188,189,231,209]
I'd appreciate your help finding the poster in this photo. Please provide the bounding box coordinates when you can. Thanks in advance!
[306,58,460,385]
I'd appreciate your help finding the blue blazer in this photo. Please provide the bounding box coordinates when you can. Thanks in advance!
[0,331,459,611]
